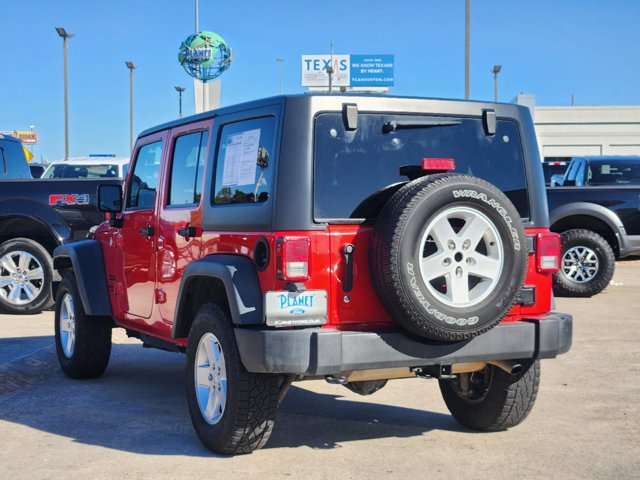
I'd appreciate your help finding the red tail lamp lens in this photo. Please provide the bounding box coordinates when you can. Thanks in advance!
[276,237,310,281]
[537,232,561,272]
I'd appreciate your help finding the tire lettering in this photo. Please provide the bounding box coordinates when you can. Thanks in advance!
[452,189,521,251]
[406,263,479,326]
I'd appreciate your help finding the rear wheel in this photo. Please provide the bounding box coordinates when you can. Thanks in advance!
[0,238,54,314]
[439,360,540,431]
[186,303,281,454]
[54,273,112,379]
[553,229,614,297]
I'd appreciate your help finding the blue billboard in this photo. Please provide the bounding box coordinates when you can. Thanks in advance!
[350,55,394,87]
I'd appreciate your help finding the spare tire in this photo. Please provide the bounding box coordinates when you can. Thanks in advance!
[371,174,527,342]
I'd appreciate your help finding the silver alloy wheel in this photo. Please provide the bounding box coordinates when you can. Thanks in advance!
[0,250,45,306]
[59,293,76,358]
[418,206,504,308]
[562,246,599,283]
[194,332,228,425]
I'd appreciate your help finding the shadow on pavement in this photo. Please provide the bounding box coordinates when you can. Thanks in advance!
[0,341,464,455]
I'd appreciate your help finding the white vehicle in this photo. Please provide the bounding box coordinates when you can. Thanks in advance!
[42,156,130,179]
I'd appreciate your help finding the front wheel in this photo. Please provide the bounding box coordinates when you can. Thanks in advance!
[439,360,540,431]
[54,273,112,379]
[185,303,281,454]
[553,229,615,297]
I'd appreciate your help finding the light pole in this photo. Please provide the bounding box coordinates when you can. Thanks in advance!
[175,86,186,118]
[125,61,137,154]
[465,0,470,99]
[276,57,285,95]
[492,64,501,102]
[56,27,74,160]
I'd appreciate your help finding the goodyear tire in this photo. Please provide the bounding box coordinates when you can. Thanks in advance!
[439,360,540,431]
[0,238,54,315]
[371,174,527,342]
[54,273,112,379]
[552,229,615,297]
[186,303,281,454]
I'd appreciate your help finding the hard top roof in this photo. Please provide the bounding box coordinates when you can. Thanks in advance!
[0,134,21,143]
[138,93,530,139]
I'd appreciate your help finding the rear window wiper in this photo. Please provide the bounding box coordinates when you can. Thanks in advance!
[383,119,461,133]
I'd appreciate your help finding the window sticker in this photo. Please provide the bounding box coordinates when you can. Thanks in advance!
[221,128,261,187]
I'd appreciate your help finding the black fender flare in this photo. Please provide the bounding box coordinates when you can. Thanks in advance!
[550,202,625,235]
[53,240,112,316]
[172,255,263,338]
[0,198,72,244]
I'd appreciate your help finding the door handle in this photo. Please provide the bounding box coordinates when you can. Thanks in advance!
[178,226,197,238]
[139,226,155,237]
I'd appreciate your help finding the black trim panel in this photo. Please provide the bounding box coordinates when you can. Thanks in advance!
[172,254,264,337]
[53,240,112,316]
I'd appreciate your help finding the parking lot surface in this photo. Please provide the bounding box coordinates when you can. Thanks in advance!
[1,262,639,480]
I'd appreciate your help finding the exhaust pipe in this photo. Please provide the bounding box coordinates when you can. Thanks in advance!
[489,360,523,375]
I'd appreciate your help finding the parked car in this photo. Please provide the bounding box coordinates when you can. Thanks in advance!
[53,94,571,455]
[0,147,123,313]
[28,163,48,178]
[547,156,640,296]
[0,134,32,179]
[42,156,130,179]
[542,159,569,186]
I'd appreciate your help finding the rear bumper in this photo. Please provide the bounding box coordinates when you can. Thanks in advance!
[234,312,573,376]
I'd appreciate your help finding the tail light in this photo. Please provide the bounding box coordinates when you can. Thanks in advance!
[536,232,561,272]
[276,237,310,281]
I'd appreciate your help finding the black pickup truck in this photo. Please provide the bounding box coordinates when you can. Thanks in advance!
[547,156,640,297]
[0,134,122,314]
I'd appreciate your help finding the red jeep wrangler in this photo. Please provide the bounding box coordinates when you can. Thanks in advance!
[53,95,572,454]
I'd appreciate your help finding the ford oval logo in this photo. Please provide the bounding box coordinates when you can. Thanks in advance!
[290,308,305,315]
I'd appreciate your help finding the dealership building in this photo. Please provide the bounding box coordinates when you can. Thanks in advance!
[513,94,640,160]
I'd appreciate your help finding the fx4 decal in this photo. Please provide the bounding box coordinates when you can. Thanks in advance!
[49,193,90,206]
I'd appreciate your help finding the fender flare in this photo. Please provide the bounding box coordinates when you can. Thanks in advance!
[172,255,263,337]
[0,198,72,244]
[53,240,112,316]
[549,202,625,236]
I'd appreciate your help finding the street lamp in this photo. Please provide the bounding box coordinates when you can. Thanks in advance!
[492,64,502,102]
[56,27,75,160]
[175,86,186,118]
[125,61,137,154]
[276,57,285,95]
[465,0,470,99]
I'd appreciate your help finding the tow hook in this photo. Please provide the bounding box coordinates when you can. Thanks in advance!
[325,375,349,385]
[412,365,457,379]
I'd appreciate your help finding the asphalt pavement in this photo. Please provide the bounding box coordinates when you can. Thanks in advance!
[1,262,639,479]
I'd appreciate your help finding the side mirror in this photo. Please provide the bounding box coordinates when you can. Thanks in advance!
[98,184,123,213]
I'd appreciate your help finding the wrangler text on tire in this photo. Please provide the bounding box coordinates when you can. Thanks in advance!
[371,174,527,341]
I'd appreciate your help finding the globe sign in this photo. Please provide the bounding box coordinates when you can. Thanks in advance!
[178,31,232,81]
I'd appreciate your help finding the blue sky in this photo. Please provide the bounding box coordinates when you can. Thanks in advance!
[1,0,639,161]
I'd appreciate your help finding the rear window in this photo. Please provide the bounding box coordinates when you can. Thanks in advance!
[43,164,122,178]
[314,114,529,220]
[588,160,640,185]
